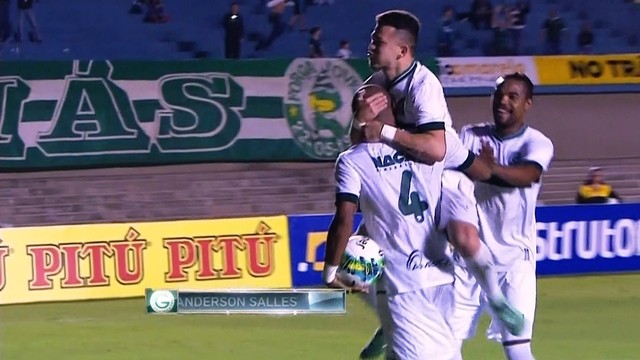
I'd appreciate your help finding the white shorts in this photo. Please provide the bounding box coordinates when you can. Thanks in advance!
[450,259,537,344]
[438,170,478,231]
[381,284,459,360]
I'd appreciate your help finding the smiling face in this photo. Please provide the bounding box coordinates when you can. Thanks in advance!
[492,78,532,131]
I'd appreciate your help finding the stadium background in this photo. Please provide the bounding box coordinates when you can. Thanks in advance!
[0,0,639,359]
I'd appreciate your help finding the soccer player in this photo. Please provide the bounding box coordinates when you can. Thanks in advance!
[450,73,554,360]
[323,99,477,360]
[350,10,524,358]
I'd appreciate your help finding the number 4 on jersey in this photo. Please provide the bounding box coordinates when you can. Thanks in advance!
[398,170,428,223]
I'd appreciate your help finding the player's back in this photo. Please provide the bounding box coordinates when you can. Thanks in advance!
[460,123,554,269]
[337,142,454,295]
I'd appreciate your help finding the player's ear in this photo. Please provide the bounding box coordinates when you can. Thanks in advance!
[524,98,532,111]
[398,44,409,59]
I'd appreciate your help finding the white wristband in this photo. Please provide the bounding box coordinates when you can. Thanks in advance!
[380,124,397,142]
[322,264,338,284]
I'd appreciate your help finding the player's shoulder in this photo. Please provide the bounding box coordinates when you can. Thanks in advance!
[524,126,554,147]
[460,122,494,138]
[411,62,442,89]
[363,71,386,87]
[336,144,367,164]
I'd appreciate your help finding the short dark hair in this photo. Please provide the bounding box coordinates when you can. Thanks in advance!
[375,10,420,49]
[497,72,534,99]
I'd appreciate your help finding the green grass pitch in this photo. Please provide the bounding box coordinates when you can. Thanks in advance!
[2,273,639,359]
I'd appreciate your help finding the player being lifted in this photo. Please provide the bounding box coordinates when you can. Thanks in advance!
[323,84,477,360]
[344,10,524,359]
[448,73,554,360]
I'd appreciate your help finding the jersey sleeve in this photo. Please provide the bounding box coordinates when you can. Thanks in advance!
[444,131,475,171]
[523,133,554,172]
[334,154,361,205]
[411,76,447,133]
[458,125,474,150]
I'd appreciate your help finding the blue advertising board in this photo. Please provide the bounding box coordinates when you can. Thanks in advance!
[287,213,362,287]
[535,203,640,276]
[288,203,640,286]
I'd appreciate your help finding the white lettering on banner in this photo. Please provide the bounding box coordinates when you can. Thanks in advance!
[437,57,539,88]
[536,219,640,261]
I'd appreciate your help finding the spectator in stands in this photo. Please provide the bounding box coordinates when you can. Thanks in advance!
[144,0,169,23]
[0,0,10,47]
[436,6,456,57]
[509,0,530,54]
[223,2,244,59]
[489,11,511,55]
[129,0,144,14]
[576,167,622,204]
[309,26,324,57]
[336,40,352,59]
[540,5,567,55]
[256,0,287,51]
[15,0,41,43]
[577,20,594,54]
[288,0,307,32]
[469,0,493,30]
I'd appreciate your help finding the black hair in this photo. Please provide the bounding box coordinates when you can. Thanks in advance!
[497,72,534,99]
[375,10,420,50]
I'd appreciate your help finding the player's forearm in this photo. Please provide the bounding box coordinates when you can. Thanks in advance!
[387,129,445,165]
[464,158,492,181]
[490,165,540,187]
[324,217,354,267]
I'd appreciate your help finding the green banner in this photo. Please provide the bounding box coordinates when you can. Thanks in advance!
[0,58,437,171]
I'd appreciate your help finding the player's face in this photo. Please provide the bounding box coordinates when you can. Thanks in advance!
[367,26,401,71]
[492,79,531,129]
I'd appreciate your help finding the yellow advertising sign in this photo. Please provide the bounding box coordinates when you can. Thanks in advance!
[0,216,292,305]
[534,54,640,85]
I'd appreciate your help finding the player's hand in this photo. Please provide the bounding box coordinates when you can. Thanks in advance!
[355,91,388,123]
[361,119,384,143]
[325,278,370,294]
[479,141,497,170]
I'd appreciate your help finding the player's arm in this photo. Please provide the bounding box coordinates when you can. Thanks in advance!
[443,131,491,180]
[489,163,543,187]
[457,126,491,180]
[482,135,554,187]
[388,130,445,165]
[322,156,365,291]
[324,200,358,269]
[357,78,446,164]
[462,157,492,181]
[388,78,449,164]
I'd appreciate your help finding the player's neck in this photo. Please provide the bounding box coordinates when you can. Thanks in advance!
[494,122,526,138]
[384,59,415,84]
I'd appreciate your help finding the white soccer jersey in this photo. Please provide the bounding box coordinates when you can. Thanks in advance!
[334,132,475,295]
[364,61,454,134]
[460,123,554,270]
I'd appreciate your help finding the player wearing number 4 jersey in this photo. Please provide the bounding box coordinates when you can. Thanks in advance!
[323,99,476,360]
[447,73,554,360]
[348,10,525,360]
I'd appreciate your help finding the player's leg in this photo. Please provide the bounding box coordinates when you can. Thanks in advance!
[354,220,388,359]
[385,284,459,360]
[487,260,537,360]
[359,280,389,359]
[440,170,524,336]
[448,264,486,359]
